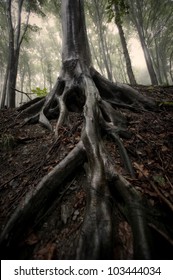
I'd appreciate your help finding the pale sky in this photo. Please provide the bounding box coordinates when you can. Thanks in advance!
[129,38,147,69]
[29,14,149,83]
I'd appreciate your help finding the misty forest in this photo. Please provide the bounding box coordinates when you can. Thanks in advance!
[0,0,173,260]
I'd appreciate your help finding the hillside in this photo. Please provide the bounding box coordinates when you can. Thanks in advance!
[0,85,173,259]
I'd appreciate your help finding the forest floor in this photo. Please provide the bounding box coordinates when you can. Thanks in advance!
[0,84,173,260]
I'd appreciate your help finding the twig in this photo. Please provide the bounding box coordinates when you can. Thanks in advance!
[12,87,33,100]
[165,175,173,190]
[148,223,173,246]
[150,181,173,212]
[0,164,37,190]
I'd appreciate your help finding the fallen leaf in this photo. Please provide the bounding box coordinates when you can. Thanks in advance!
[133,162,149,178]
[35,243,56,260]
[25,233,39,245]
[161,146,169,152]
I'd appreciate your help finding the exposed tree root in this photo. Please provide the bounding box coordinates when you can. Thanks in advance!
[109,173,152,259]
[1,66,172,260]
[0,141,85,256]
[91,67,156,111]
[76,76,113,259]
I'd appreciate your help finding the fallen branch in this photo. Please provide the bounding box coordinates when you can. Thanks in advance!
[12,87,33,100]
[150,181,173,213]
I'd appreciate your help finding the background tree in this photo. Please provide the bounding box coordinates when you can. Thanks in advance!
[144,0,173,84]
[125,0,173,85]
[4,0,31,108]
[126,0,158,84]
[107,0,137,84]
[86,0,113,80]
[2,0,46,108]
[0,1,9,108]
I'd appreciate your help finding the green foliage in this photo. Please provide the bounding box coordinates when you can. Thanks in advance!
[31,87,48,97]
[43,0,61,17]
[28,0,47,17]
[153,175,165,187]
[106,0,129,23]
[27,24,41,33]
[23,24,42,43]
[158,101,173,107]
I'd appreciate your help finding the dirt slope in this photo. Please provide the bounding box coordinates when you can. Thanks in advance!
[0,85,173,259]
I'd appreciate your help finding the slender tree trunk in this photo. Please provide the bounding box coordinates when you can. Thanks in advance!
[40,56,46,88]
[6,0,15,107]
[128,0,158,85]
[151,43,163,84]
[136,24,158,85]
[1,60,9,108]
[92,0,113,80]
[169,50,173,83]
[26,61,32,92]
[114,4,136,85]
[7,48,20,107]
[89,37,104,75]
[118,48,129,83]
[19,66,26,104]
[5,0,30,108]
[162,62,169,85]
[104,33,114,80]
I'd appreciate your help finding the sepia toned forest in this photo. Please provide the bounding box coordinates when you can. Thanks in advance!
[0,0,173,260]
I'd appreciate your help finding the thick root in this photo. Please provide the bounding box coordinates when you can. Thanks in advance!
[109,173,152,259]
[0,142,85,257]
[91,67,156,111]
[76,76,113,259]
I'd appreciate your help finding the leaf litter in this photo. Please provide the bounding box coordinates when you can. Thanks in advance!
[0,85,173,259]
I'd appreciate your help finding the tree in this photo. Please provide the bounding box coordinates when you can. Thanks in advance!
[86,0,113,80]
[107,0,137,84]
[2,0,46,108]
[4,0,31,108]
[126,0,159,85]
[145,0,173,85]
[1,0,172,260]
[0,1,9,108]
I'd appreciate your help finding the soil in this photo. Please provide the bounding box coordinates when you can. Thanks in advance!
[0,85,173,259]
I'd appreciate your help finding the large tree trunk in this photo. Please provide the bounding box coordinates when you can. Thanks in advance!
[1,0,171,261]
[61,0,91,69]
